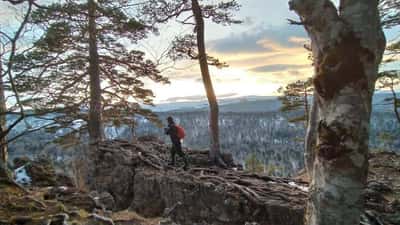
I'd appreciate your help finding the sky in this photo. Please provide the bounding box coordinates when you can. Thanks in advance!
[1,0,399,104]
[143,0,400,103]
[145,0,312,103]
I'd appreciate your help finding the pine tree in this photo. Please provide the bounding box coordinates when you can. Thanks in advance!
[278,78,313,125]
[378,71,400,123]
[379,0,400,124]
[141,0,240,166]
[87,0,103,144]
[278,78,315,176]
[13,0,168,143]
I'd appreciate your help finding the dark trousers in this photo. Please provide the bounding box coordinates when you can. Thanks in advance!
[170,141,188,166]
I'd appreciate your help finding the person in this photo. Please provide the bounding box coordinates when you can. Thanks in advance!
[164,116,188,170]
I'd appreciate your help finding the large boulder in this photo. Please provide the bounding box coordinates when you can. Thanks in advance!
[26,157,57,186]
[13,157,74,187]
[131,169,305,225]
[91,142,136,210]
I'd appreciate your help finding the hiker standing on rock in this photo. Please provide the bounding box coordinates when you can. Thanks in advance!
[164,116,188,170]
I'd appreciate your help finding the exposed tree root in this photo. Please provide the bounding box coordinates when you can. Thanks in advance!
[98,140,309,207]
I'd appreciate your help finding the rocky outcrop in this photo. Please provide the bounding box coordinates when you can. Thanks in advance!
[13,157,74,187]
[91,140,400,225]
[131,170,306,225]
[91,140,308,225]
[0,177,147,225]
[2,139,398,225]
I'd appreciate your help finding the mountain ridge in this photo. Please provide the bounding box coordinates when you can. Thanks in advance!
[147,92,397,113]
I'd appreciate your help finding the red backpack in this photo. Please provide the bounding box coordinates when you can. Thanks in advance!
[176,125,185,140]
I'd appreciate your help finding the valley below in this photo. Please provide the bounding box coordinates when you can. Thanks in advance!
[7,95,400,177]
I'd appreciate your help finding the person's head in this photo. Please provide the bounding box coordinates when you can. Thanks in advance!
[167,116,174,124]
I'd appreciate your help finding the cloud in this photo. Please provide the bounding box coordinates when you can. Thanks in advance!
[195,77,241,83]
[164,93,238,102]
[208,25,307,54]
[164,95,206,102]
[250,64,310,73]
[253,69,313,86]
[288,37,309,45]
[205,24,311,77]
[152,23,313,102]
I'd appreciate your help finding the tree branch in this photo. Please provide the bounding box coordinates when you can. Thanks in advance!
[0,1,34,140]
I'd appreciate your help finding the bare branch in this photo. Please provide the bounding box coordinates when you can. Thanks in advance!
[0,0,34,140]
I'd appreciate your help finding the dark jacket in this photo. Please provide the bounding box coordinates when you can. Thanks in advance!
[165,123,180,145]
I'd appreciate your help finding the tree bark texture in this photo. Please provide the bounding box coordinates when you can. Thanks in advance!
[289,0,386,224]
[191,0,221,164]
[0,58,7,164]
[390,83,400,124]
[304,86,309,124]
[88,0,104,145]
[304,92,318,177]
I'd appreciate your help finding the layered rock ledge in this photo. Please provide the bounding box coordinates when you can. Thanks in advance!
[1,138,398,225]
[92,139,308,225]
[92,140,400,225]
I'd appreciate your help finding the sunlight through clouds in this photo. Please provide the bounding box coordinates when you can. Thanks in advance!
[1,0,397,103]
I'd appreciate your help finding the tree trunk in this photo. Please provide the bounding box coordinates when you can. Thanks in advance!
[304,86,309,126]
[290,0,386,224]
[0,58,7,164]
[191,0,222,165]
[304,87,310,124]
[130,122,137,143]
[88,0,103,145]
[304,92,318,176]
[86,0,103,189]
[390,84,400,124]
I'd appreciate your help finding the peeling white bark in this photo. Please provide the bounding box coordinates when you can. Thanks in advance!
[289,0,386,225]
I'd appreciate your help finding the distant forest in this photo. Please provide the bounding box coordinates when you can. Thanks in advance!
[8,108,399,177]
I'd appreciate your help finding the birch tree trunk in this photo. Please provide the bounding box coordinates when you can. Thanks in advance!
[304,92,318,176]
[191,0,222,165]
[0,57,7,164]
[304,86,309,124]
[88,0,104,145]
[289,0,386,224]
